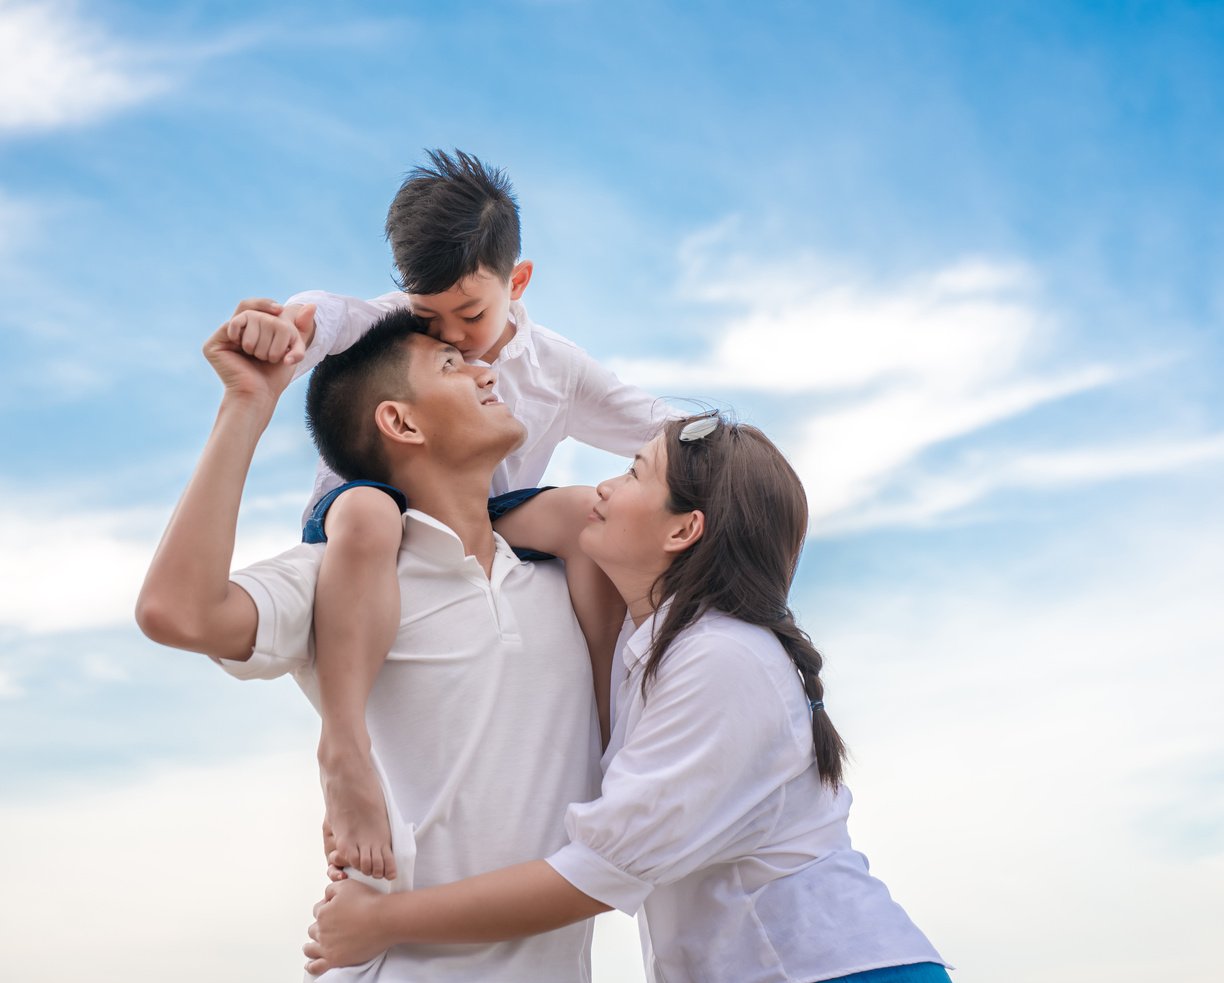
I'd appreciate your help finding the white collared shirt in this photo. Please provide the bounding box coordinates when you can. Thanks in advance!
[287,291,673,513]
[223,509,602,982]
[546,608,947,983]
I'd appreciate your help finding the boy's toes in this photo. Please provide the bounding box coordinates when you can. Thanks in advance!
[381,846,397,881]
[370,849,385,880]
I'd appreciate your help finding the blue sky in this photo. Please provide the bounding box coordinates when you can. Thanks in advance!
[2,2,1222,981]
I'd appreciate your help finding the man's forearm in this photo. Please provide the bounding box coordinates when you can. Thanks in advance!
[135,393,274,660]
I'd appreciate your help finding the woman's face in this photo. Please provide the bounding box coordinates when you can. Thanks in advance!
[580,434,680,579]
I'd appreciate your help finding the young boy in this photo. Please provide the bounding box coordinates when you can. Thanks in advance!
[228,150,672,882]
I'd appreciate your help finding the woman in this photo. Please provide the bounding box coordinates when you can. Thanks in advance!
[305,413,950,983]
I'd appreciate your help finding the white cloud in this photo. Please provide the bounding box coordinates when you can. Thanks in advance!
[611,223,1205,531]
[0,0,169,131]
[0,665,21,698]
[793,363,1122,521]
[0,753,644,982]
[0,188,38,259]
[1003,435,1224,487]
[0,489,302,635]
[816,433,1224,534]
[808,515,1224,983]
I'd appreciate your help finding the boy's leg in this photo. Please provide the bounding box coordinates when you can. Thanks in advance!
[314,485,403,879]
[493,487,623,747]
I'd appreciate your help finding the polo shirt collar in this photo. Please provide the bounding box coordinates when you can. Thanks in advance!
[402,509,519,571]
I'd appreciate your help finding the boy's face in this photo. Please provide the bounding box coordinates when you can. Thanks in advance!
[407,261,532,364]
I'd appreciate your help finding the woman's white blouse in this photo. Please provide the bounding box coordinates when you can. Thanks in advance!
[546,608,946,983]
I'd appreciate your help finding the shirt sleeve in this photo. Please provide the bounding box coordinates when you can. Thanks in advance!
[564,348,679,456]
[546,628,810,913]
[286,290,412,380]
[215,544,323,680]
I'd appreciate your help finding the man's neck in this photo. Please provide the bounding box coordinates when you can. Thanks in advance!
[392,464,498,576]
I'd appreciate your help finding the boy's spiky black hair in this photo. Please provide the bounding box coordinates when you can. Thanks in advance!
[385,149,521,295]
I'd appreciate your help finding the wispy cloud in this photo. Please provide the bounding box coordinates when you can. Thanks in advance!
[0,489,303,635]
[0,188,38,259]
[0,0,171,132]
[611,221,1204,531]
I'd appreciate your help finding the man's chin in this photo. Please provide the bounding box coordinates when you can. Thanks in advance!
[503,418,528,454]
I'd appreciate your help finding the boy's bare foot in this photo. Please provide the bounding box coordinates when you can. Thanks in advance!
[318,738,397,880]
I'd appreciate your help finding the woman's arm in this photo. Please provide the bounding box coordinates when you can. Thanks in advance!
[303,860,610,975]
[493,486,625,745]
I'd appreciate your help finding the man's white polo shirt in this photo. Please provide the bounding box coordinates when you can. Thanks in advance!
[221,509,602,983]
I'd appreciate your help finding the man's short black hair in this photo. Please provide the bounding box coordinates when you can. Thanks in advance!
[385,149,521,296]
[305,309,429,484]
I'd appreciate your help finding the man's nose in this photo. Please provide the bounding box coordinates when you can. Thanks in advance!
[465,363,497,387]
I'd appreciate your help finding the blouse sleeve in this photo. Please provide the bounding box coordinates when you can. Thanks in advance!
[546,628,811,913]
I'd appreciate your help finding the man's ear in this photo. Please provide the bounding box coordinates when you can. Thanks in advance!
[508,260,534,300]
[663,509,705,555]
[374,400,424,447]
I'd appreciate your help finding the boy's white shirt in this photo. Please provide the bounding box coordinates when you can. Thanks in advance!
[288,290,674,512]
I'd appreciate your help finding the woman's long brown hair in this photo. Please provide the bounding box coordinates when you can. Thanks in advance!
[642,415,846,787]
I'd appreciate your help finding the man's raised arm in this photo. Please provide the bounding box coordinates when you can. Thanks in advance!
[135,309,313,662]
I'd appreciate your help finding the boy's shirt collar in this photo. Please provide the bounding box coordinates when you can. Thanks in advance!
[482,300,541,370]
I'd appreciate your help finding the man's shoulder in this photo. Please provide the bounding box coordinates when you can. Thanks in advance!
[494,556,582,620]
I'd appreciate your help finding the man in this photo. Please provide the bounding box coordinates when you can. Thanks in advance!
[136,308,601,981]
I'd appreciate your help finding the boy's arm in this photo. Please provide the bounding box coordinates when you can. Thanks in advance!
[283,290,412,378]
[135,321,303,662]
[566,349,678,456]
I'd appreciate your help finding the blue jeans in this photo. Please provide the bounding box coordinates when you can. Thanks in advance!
[823,963,951,983]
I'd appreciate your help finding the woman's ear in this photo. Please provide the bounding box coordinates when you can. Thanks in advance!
[663,509,705,555]
[374,400,424,446]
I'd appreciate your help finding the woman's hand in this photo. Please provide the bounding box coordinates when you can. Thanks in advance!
[303,879,390,975]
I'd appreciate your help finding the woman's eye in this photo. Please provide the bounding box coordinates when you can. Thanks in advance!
[627,466,637,477]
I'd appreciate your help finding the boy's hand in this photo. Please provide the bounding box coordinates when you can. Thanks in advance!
[226,298,316,365]
[203,303,316,406]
